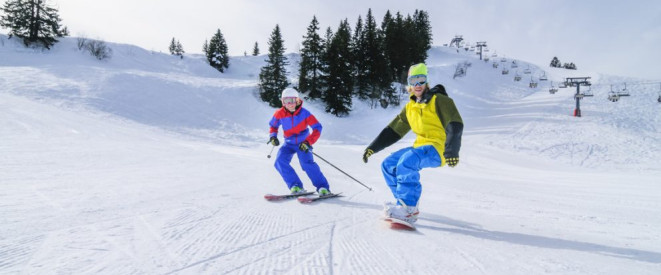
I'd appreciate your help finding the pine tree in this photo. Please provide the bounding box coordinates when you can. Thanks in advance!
[0,0,68,49]
[298,16,324,100]
[382,11,410,84]
[206,29,229,72]
[175,40,184,59]
[202,39,209,54]
[252,41,259,56]
[362,9,390,108]
[351,15,369,100]
[410,10,432,64]
[259,25,290,108]
[550,56,561,68]
[169,38,177,55]
[318,27,334,102]
[322,19,353,116]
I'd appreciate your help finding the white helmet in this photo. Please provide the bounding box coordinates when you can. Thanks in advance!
[281,88,299,99]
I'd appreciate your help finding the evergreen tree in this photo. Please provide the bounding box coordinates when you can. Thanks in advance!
[169,38,177,55]
[318,27,334,101]
[322,19,353,116]
[0,0,68,49]
[298,16,324,100]
[206,29,229,72]
[259,25,290,108]
[252,41,259,56]
[410,10,432,63]
[382,11,409,84]
[175,40,184,59]
[550,56,561,68]
[362,9,390,108]
[202,39,209,54]
[351,15,369,100]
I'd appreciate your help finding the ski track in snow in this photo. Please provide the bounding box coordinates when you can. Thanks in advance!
[2,35,660,274]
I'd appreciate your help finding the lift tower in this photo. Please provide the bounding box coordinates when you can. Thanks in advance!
[476,42,487,60]
[565,77,591,117]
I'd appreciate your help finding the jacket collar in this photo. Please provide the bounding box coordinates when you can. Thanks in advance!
[282,101,304,115]
[409,87,433,104]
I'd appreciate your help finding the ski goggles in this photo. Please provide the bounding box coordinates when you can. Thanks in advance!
[282,97,297,105]
[408,74,427,86]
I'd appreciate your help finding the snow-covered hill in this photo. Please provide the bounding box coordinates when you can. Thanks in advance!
[1,35,660,274]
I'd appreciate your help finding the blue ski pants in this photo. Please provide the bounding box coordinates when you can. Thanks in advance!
[274,143,329,192]
[381,145,442,207]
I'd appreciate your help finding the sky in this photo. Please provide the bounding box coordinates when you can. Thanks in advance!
[11,0,661,79]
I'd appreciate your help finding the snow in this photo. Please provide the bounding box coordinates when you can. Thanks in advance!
[1,34,660,274]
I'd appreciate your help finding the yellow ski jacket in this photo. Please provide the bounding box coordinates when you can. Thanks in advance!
[367,85,464,166]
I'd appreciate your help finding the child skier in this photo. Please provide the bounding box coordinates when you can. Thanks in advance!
[362,63,464,224]
[268,88,331,196]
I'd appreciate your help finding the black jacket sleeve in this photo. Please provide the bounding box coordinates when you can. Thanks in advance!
[367,127,402,154]
[443,122,463,158]
[366,107,410,154]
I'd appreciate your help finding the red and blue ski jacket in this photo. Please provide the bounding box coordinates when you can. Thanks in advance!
[269,103,322,145]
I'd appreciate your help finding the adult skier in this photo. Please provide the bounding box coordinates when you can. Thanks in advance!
[268,88,331,196]
[362,63,464,224]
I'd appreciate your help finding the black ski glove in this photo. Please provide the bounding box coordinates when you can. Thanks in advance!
[268,136,280,146]
[363,148,374,163]
[299,141,311,153]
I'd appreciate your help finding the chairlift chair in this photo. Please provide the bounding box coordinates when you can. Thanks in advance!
[559,82,567,88]
[539,72,548,81]
[502,68,509,75]
[583,85,594,97]
[549,82,558,94]
[529,77,538,88]
[618,83,630,96]
[608,91,620,102]
[524,66,531,74]
[493,62,499,68]
[511,61,518,68]
[514,72,521,82]
[501,58,507,62]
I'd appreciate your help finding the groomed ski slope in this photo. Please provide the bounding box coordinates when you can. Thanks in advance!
[1,35,660,274]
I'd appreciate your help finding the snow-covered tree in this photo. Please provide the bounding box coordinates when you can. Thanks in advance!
[0,0,68,49]
[206,29,229,72]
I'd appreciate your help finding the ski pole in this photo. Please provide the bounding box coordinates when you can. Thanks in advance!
[267,145,275,158]
[312,151,373,191]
